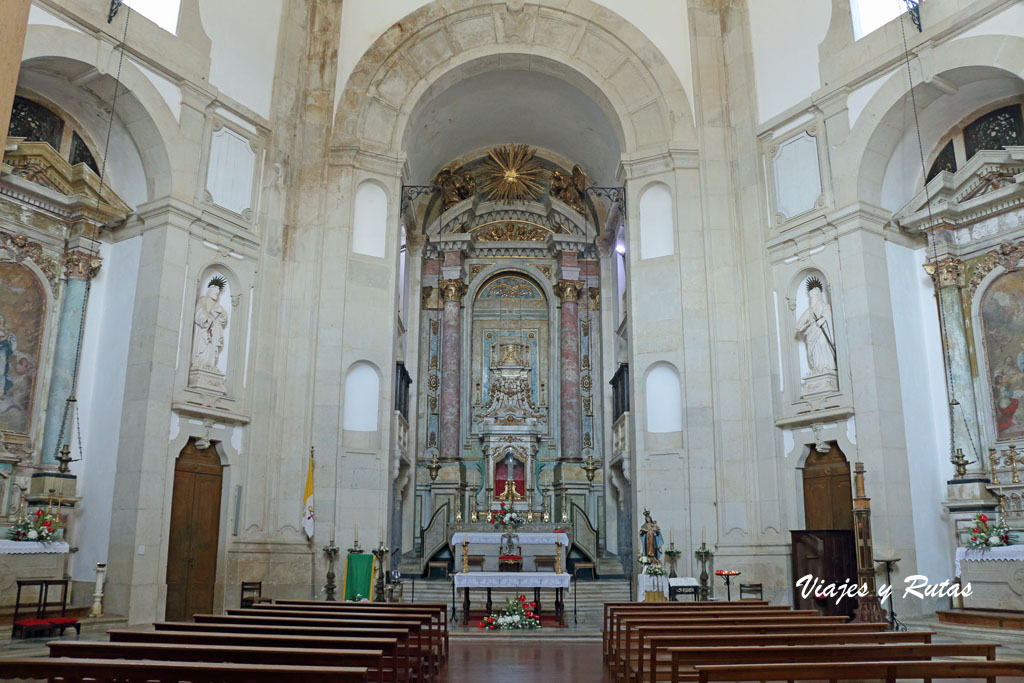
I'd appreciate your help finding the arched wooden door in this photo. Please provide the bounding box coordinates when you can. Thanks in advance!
[166,438,222,621]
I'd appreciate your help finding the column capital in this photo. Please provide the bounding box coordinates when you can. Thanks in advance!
[439,278,467,303]
[924,256,963,289]
[62,250,102,280]
[555,279,584,303]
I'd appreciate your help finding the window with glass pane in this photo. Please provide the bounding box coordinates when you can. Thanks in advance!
[964,105,1024,159]
[69,131,100,175]
[8,96,63,151]
[926,140,957,183]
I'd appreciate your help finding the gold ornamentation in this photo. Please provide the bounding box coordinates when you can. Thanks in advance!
[581,320,590,336]
[429,354,438,370]
[483,277,539,298]
[532,264,553,279]
[430,319,439,335]
[497,478,524,501]
[583,432,593,449]
[479,144,545,203]
[429,396,437,413]
[588,287,600,306]
[555,279,583,303]
[439,278,468,303]
[476,222,548,242]
[433,164,476,210]
[924,256,964,288]
[550,164,587,214]
[583,396,592,416]
[581,375,592,392]
[428,431,437,446]
[967,241,1024,300]
[0,231,61,290]
[582,354,591,371]
[422,286,436,309]
[62,250,102,280]
[427,375,440,391]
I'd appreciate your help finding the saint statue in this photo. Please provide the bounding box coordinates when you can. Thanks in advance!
[192,275,229,373]
[0,314,15,401]
[795,277,837,375]
[639,508,663,563]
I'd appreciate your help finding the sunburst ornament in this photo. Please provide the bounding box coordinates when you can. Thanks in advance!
[479,144,545,203]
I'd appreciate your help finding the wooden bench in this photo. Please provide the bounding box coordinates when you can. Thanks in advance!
[643,631,935,683]
[262,600,449,661]
[108,629,406,683]
[692,659,1024,682]
[48,641,386,683]
[10,578,79,639]
[224,608,439,678]
[0,657,368,682]
[662,642,997,683]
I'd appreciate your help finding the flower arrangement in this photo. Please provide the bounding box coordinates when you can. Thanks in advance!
[478,594,542,630]
[638,553,666,575]
[10,508,59,542]
[490,502,525,530]
[967,512,1014,550]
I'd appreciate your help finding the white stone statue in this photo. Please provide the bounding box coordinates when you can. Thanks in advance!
[795,276,838,394]
[191,275,229,373]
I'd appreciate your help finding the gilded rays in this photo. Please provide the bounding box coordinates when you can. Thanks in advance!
[478,144,545,203]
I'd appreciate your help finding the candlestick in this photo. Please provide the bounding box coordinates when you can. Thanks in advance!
[330,524,335,543]
[354,523,358,543]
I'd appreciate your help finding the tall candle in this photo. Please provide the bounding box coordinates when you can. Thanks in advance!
[701,527,705,545]
[330,524,335,543]
[670,528,673,544]
[354,523,358,543]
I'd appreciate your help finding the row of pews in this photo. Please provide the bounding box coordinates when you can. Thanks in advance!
[0,600,448,682]
[603,600,1024,682]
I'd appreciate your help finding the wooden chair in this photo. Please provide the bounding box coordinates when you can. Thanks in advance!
[425,560,448,579]
[738,582,763,600]
[11,578,79,639]
[467,555,486,571]
[573,562,596,579]
[241,581,265,608]
[534,555,556,572]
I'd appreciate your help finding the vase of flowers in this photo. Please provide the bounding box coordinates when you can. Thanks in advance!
[478,594,542,630]
[967,512,1014,550]
[491,502,525,531]
[9,508,60,542]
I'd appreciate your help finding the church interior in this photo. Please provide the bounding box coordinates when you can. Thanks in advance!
[4,0,1024,679]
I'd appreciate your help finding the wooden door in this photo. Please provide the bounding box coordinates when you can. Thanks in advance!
[801,444,853,530]
[166,438,222,621]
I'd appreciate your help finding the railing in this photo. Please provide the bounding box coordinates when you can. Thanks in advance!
[418,502,450,574]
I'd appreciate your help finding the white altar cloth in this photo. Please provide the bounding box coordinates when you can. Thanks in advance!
[0,540,69,554]
[454,571,571,591]
[451,532,570,546]
[668,577,699,587]
[639,573,669,598]
[955,545,1024,577]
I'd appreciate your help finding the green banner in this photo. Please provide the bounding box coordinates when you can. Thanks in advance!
[343,553,375,601]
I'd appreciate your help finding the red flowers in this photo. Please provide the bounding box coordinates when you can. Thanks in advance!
[478,621,485,629]
[525,611,533,618]
[973,528,980,533]
[979,514,989,523]
[529,601,536,608]
[35,509,43,517]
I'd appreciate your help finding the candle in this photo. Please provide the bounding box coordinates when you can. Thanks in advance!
[354,523,358,543]
[330,524,335,543]
[670,528,674,544]
[702,527,705,545]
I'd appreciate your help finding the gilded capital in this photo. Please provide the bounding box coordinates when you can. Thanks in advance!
[923,256,963,289]
[62,250,102,280]
[439,278,468,303]
[555,279,584,303]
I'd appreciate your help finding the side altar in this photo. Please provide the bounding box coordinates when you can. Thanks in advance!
[450,524,569,573]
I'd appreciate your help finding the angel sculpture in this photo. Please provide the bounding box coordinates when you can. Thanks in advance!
[434,165,476,211]
[550,164,587,215]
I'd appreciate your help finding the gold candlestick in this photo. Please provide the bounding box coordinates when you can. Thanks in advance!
[990,448,1001,485]
[1010,443,1021,484]
[461,539,470,574]
[555,539,563,574]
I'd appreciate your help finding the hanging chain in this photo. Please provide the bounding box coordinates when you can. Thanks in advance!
[52,7,131,465]
[897,4,975,464]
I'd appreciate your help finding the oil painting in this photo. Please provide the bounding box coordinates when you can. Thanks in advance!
[982,269,1024,441]
[0,262,46,437]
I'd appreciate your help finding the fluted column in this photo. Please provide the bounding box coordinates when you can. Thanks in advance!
[439,278,467,461]
[557,279,583,460]
[926,256,983,473]
[40,248,102,465]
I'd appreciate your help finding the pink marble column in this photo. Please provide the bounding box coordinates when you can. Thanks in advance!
[557,279,583,460]
[439,278,467,460]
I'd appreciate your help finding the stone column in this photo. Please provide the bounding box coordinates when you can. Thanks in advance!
[0,1,30,142]
[39,247,102,467]
[438,277,466,461]
[556,278,584,460]
[925,256,984,473]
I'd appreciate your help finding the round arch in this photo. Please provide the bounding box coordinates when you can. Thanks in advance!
[332,0,695,157]
[850,35,1024,207]
[21,25,176,201]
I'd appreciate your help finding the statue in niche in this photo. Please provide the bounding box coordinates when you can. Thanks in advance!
[476,342,544,422]
[190,275,229,393]
[639,508,663,563]
[795,276,838,395]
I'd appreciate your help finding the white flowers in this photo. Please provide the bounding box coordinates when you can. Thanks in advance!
[27,530,38,540]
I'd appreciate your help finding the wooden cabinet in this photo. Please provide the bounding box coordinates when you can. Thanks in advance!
[790,529,856,619]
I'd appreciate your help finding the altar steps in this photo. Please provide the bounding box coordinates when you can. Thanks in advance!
[404,577,632,627]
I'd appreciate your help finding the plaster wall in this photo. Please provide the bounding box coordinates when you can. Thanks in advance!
[73,236,143,583]
[198,0,282,120]
[884,241,953,589]
[747,0,830,123]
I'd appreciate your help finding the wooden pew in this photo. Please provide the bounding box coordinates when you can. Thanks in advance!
[615,621,887,681]
[693,659,1024,682]
[225,607,440,675]
[616,614,865,677]
[602,601,774,659]
[665,643,998,683]
[193,612,435,680]
[150,622,419,682]
[47,641,386,683]
[107,629,406,682]
[269,600,449,660]
[0,657,368,682]
[644,631,935,683]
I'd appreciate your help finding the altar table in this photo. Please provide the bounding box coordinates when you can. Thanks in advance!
[955,545,1024,611]
[453,571,571,626]
[450,532,569,546]
[0,540,71,608]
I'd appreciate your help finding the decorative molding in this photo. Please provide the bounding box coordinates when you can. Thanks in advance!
[438,278,468,303]
[555,279,584,303]
[0,231,61,291]
[61,249,101,280]
[924,255,964,289]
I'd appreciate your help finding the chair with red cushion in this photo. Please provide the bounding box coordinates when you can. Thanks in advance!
[42,580,79,635]
[11,581,53,639]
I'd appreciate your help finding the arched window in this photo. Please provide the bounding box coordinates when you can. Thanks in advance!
[645,363,682,433]
[851,0,908,40]
[352,181,388,258]
[926,103,1024,183]
[639,184,674,260]
[343,362,380,431]
[8,96,100,174]
[124,0,181,34]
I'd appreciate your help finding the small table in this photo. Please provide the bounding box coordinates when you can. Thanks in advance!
[716,570,740,600]
[668,577,699,601]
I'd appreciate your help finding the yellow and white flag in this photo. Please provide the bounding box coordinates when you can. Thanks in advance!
[302,446,315,539]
